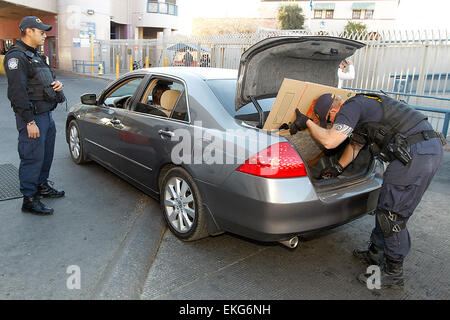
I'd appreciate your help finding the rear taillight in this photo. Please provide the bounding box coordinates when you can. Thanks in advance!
[236,142,307,178]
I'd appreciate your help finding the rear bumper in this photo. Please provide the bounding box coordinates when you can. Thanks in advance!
[197,161,383,242]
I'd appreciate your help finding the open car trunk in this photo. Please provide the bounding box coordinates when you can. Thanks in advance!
[234,36,373,184]
[233,114,375,184]
[279,129,374,185]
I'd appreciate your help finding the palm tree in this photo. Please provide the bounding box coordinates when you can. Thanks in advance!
[277,3,305,30]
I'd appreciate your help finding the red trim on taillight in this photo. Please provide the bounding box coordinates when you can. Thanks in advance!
[236,142,307,178]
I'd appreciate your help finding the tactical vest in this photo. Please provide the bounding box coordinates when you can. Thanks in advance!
[350,93,427,155]
[8,42,64,113]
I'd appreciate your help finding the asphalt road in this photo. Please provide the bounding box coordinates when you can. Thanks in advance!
[0,71,448,300]
[0,72,165,299]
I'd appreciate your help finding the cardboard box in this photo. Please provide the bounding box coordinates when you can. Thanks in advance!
[263,79,355,131]
[264,79,356,165]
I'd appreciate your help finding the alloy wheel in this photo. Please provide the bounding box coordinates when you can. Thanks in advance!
[164,177,196,234]
[69,125,81,160]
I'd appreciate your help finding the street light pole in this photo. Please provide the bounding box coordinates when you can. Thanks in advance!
[308,0,313,31]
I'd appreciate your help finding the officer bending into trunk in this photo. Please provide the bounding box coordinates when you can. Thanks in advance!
[290,93,444,289]
[4,16,65,215]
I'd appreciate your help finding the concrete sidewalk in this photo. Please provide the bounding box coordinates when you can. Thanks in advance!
[59,70,117,82]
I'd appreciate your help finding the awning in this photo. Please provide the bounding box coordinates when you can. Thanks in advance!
[166,43,210,52]
[313,3,335,10]
[351,2,375,10]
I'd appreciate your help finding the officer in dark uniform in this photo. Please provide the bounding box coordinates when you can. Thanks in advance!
[290,93,444,289]
[4,16,65,215]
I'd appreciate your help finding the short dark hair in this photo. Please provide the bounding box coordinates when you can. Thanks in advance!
[152,83,170,105]
[154,83,169,91]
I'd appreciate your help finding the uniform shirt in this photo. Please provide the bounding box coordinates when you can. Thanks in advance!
[4,40,37,123]
[334,95,435,157]
[333,95,383,136]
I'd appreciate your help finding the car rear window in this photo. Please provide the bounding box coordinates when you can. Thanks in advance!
[206,79,274,117]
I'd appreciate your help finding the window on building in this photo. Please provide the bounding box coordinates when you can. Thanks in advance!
[314,10,323,19]
[168,3,176,15]
[325,10,334,19]
[364,9,374,19]
[352,10,361,19]
[110,22,126,40]
[159,2,169,14]
[148,2,158,13]
[148,1,177,15]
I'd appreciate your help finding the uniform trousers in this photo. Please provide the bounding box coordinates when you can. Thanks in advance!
[370,121,443,260]
[15,111,56,197]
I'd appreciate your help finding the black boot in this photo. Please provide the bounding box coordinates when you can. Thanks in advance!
[38,181,65,198]
[358,256,404,289]
[353,242,384,266]
[22,195,54,215]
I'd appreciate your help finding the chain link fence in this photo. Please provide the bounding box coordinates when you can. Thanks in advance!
[95,30,449,94]
[90,30,450,134]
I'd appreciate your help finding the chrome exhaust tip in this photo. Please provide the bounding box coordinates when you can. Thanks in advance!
[279,236,299,249]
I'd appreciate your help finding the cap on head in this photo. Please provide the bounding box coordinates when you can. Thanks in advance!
[314,93,336,128]
[19,16,52,32]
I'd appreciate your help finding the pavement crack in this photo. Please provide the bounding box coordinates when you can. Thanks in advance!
[137,225,167,299]
[88,194,150,299]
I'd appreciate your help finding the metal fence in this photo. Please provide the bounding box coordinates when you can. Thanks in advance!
[92,29,450,135]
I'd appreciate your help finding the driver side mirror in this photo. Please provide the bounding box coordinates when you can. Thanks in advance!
[81,93,97,105]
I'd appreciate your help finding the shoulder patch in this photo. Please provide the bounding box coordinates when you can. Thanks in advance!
[333,123,354,136]
[7,58,19,70]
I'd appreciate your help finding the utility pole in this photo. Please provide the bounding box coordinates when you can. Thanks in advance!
[308,0,313,31]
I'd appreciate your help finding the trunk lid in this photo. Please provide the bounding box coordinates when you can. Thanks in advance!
[235,36,365,111]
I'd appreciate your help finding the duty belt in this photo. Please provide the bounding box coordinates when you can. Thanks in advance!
[406,130,447,146]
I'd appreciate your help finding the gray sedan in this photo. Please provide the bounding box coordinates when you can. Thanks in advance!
[66,36,383,247]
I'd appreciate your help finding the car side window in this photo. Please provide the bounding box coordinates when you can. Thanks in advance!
[171,90,189,122]
[135,78,189,122]
[103,77,144,109]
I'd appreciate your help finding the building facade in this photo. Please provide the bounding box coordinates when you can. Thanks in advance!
[0,0,180,70]
[259,0,399,32]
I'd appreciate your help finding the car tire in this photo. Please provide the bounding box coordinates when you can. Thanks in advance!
[68,120,87,165]
[160,167,208,241]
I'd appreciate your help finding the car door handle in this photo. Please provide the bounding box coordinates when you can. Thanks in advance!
[110,118,121,125]
[158,129,175,138]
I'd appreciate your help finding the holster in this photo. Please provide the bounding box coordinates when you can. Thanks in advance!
[387,134,412,165]
[376,209,408,238]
